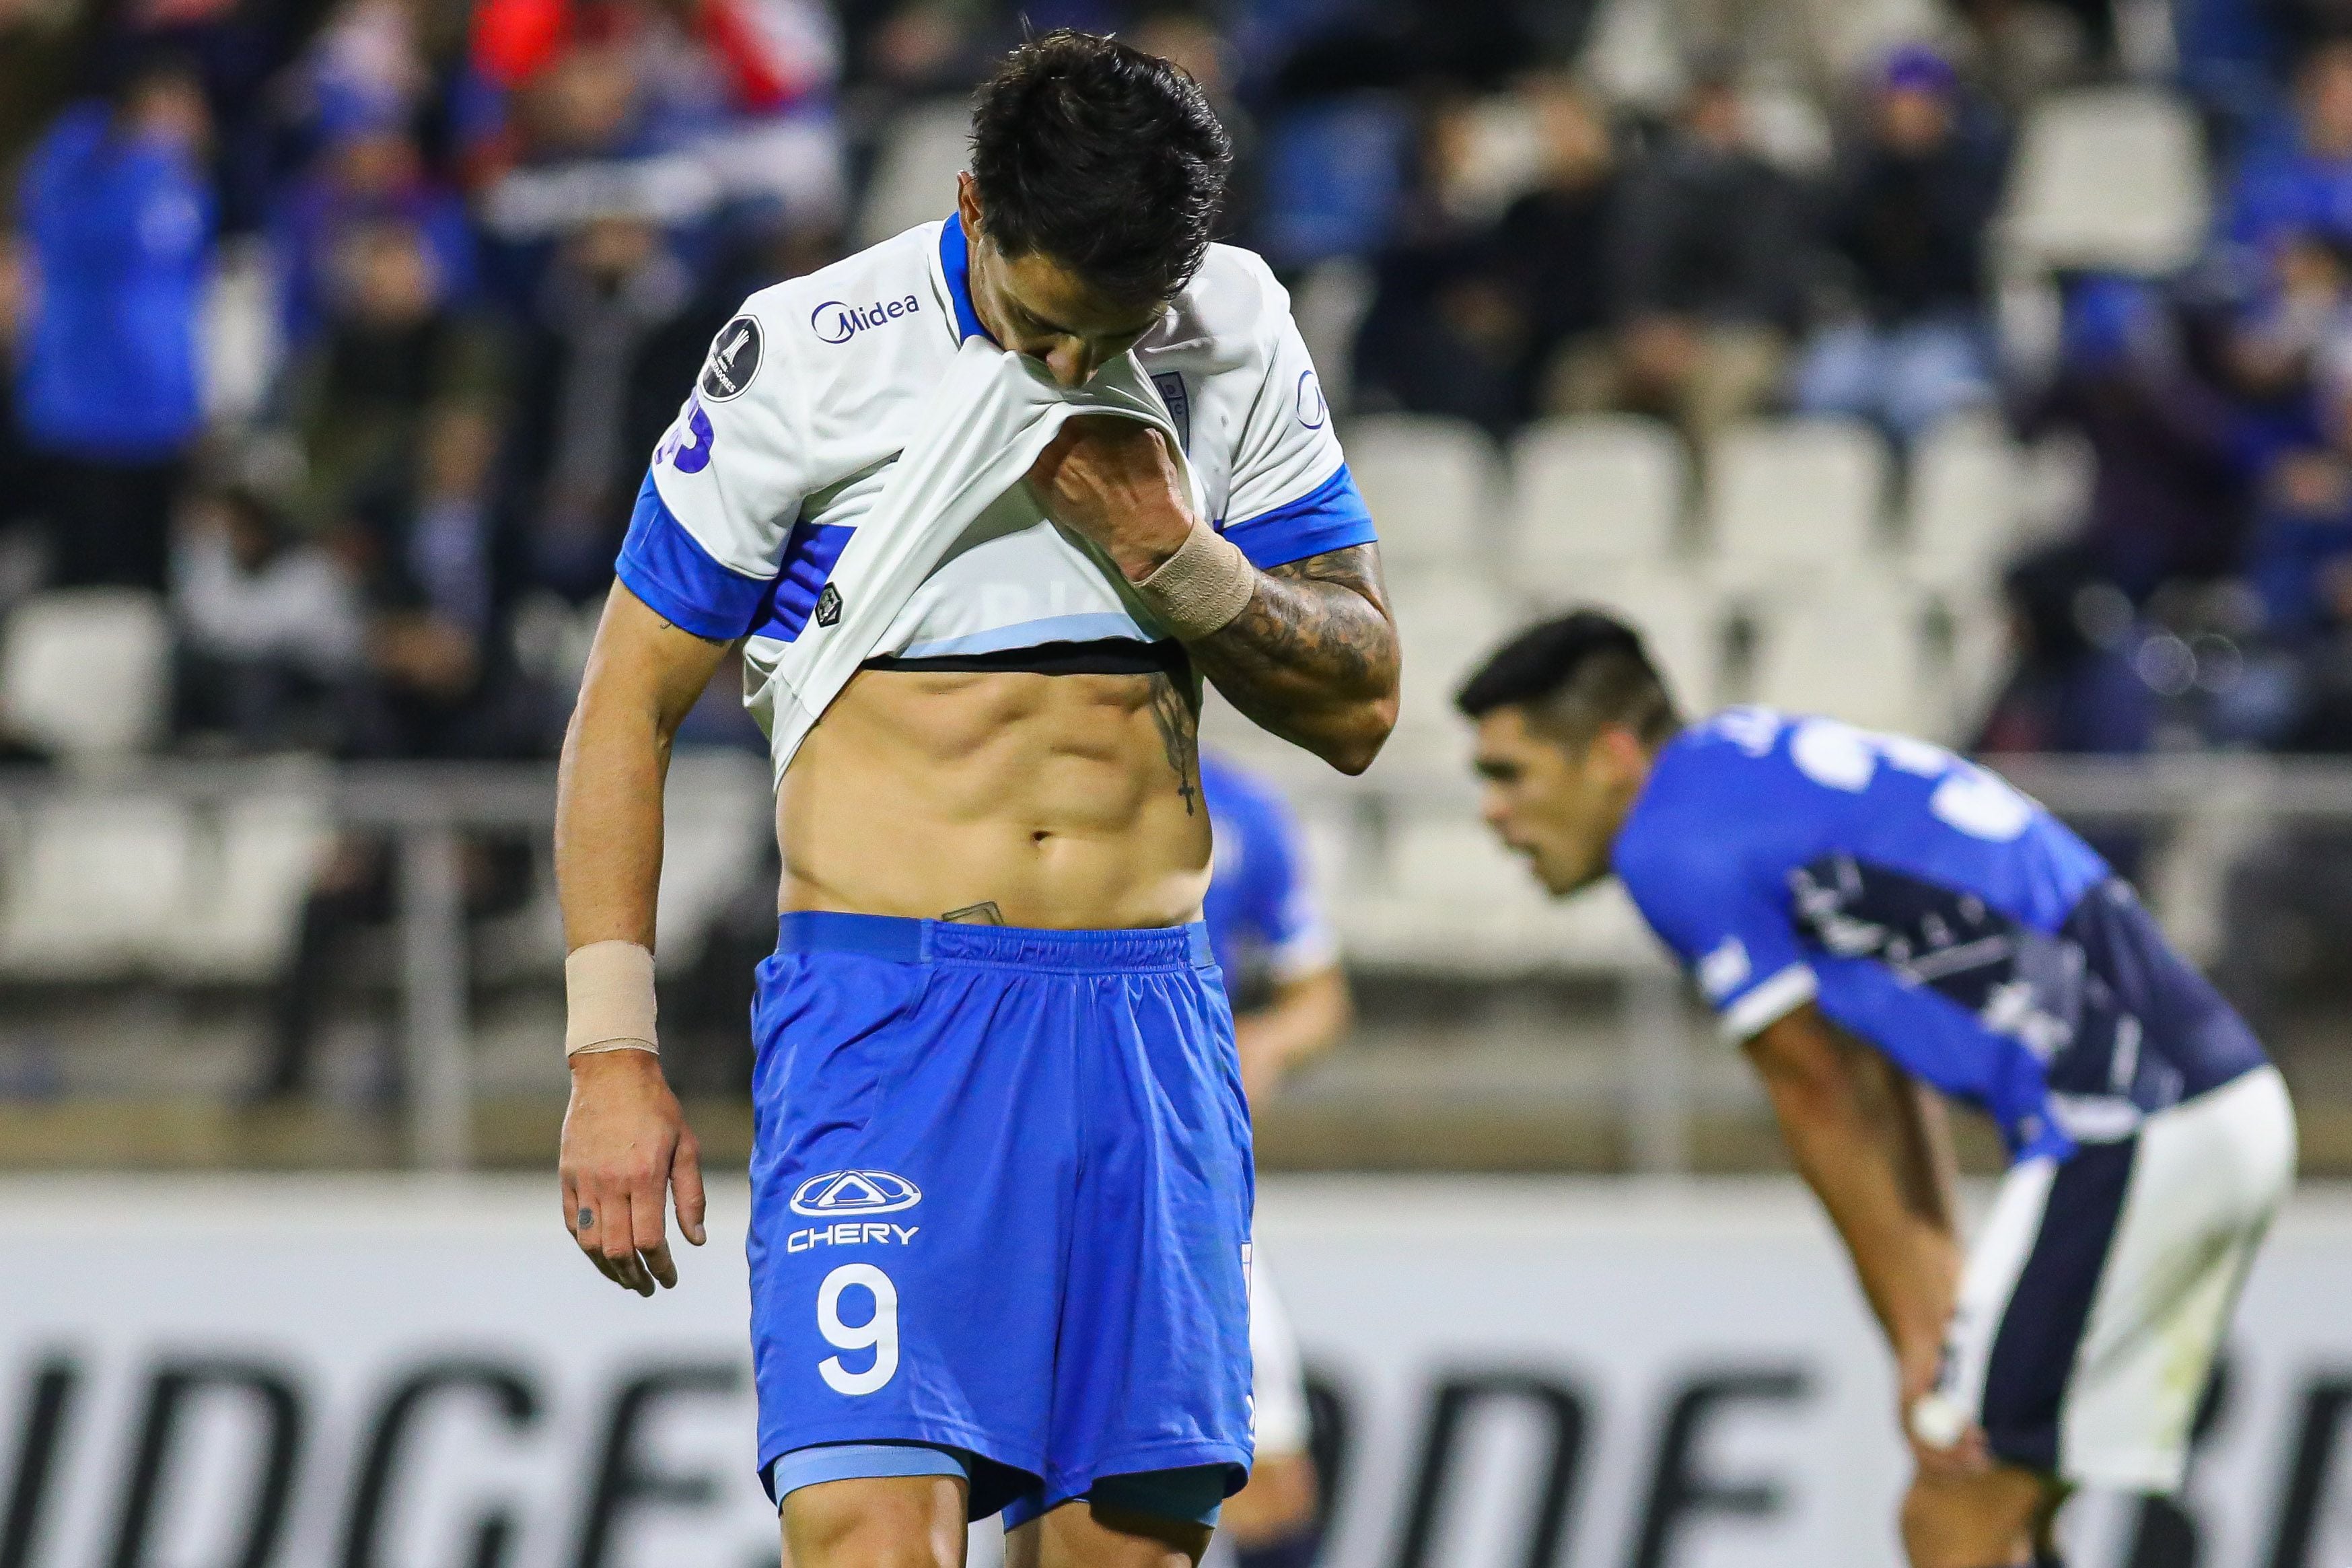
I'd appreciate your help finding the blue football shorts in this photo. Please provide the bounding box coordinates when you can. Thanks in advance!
[746,913,1256,1526]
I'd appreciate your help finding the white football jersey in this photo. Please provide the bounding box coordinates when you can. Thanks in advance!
[614,218,1376,682]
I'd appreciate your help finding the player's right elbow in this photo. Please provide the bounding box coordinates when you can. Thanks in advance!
[1321,693,1398,775]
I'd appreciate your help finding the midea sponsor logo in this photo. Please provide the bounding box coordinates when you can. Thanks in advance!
[812,295,921,345]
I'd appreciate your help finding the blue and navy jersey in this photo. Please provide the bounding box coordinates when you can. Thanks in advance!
[1200,754,1337,1003]
[1614,709,2266,1160]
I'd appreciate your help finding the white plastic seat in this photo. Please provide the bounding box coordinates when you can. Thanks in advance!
[1386,569,1520,744]
[1703,418,1890,582]
[1343,816,1666,974]
[2000,87,2209,275]
[0,590,171,762]
[1508,415,1687,590]
[0,797,190,979]
[1907,412,2025,587]
[855,98,972,249]
[1557,567,1723,715]
[1746,574,1933,734]
[1344,415,1503,569]
[162,791,333,983]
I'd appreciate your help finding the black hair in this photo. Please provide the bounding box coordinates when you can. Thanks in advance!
[968,29,1232,304]
[1455,610,1683,747]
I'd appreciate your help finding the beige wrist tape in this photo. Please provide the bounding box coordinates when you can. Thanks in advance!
[565,939,658,1057]
[1136,519,1255,640]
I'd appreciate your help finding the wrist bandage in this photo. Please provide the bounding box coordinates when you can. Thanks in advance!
[565,939,658,1058]
[1136,520,1255,640]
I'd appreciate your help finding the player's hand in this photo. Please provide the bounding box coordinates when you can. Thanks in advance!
[559,1049,707,1296]
[1900,1334,1989,1480]
[1027,417,1197,581]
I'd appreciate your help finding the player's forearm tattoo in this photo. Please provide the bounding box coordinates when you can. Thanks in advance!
[1144,671,1201,814]
[1188,545,1399,760]
[942,901,1006,925]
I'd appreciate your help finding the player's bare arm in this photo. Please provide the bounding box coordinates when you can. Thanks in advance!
[1743,1004,1970,1467]
[1028,417,1399,773]
[554,584,725,1295]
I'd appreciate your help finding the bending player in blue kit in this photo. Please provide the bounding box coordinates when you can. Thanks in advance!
[551,31,1398,1568]
[1198,752,1351,1568]
[1458,612,2293,1568]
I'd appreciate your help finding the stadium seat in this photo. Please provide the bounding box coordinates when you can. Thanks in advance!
[0,796,190,979]
[1345,814,1666,973]
[1906,411,2025,586]
[1556,567,1723,714]
[1344,415,1503,571]
[0,590,171,764]
[1507,415,1688,588]
[1744,573,1933,734]
[1703,418,1890,583]
[162,790,334,983]
[1999,87,2209,275]
[1384,569,1521,756]
[855,98,972,249]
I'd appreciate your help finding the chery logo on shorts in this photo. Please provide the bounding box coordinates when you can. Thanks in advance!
[791,1170,923,1216]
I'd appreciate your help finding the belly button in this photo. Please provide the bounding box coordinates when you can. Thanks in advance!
[1032,830,1049,843]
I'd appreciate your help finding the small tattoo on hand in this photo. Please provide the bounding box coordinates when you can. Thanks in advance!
[941,901,1005,925]
[577,1208,594,1231]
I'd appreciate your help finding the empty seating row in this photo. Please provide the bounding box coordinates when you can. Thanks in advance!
[1349,411,2048,593]
[1372,563,2004,771]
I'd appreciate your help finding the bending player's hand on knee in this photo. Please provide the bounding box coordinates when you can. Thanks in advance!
[1026,418,1197,581]
[559,1049,707,1297]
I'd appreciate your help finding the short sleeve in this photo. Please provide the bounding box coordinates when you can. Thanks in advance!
[1217,266,1378,571]
[1616,831,1816,1042]
[615,308,809,640]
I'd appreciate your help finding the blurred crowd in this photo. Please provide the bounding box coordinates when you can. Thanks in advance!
[11,0,2352,1053]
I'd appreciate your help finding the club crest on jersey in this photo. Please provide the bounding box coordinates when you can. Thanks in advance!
[1152,372,1192,452]
[791,1170,922,1216]
[701,316,763,401]
[815,583,843,627]
[812,295,921,346]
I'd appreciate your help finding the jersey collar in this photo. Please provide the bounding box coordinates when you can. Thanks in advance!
[937,216,997,345]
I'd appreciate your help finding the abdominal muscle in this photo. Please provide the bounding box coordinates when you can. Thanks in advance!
[774,664,1213,930]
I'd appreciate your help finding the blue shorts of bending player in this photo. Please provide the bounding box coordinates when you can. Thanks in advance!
[746,912,1256,1528]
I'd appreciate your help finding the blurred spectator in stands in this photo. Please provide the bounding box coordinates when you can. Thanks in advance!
[1352,97,1530,433]
[1557,61,1812,450]
[2014,275,2250,599]
[171,470,363,752]
[256,406,544,1105]
[1791,46,2005,446]
[1637,0,1940,103]
[1976,541,2157,756]
[470,0,845,278]
[283,215,505,528]
[13,58,215,592]
[269,117,478,349]
[0,0,94,199]
[503,211,725,600]
[2221,38,2352,264]
[1493,79,1622,419]
[0,236,34,561]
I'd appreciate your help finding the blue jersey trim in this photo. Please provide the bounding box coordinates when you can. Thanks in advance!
[615,471,773,641]
[747,518,856,644]
[938,217,995,345]
[1221,464,1378,569]
[898,614,1149,660]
